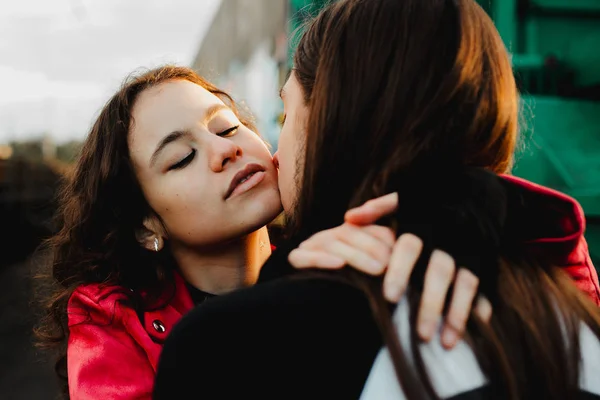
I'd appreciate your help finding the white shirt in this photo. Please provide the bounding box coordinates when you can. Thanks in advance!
[360,296,600,399]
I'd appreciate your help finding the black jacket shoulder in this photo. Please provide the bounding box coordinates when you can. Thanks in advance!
[154,276,382,399]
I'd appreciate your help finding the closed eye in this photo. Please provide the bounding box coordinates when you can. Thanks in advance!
[168,149,196,171]
[218,125,239,138]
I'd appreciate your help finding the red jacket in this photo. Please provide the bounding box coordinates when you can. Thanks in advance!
[67,272,194,400]
[66,176,600,400]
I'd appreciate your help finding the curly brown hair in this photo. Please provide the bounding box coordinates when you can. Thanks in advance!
[34,65,253,398]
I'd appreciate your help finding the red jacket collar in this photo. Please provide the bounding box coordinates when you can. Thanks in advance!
[138,270,194,314]
[501,174,585,266]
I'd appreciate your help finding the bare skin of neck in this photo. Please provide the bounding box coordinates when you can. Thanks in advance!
[171,226,272,295]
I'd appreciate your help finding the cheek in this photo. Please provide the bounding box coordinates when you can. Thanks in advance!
[152,187,191,221]
[153,181,216,240]
[149,170,211,221]
[240,132,279,180]
[238,128,273,160]
[277,126,302,211]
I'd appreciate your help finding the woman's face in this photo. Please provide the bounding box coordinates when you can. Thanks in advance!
[274,72,308,214]
[128,79,282,248]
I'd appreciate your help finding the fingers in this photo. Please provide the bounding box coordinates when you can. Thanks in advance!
[324,240,386,274]
[292,221,490,351]
[361,225,396,248]
[441,268,479,349]
[345,193,399,225]
[292,224,394,275]
[288,249,346,269]
[291,224,394,275]
[417,250,456,342]
[383,234,423,302]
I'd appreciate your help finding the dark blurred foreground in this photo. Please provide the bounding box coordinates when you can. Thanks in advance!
[1,158,62,399]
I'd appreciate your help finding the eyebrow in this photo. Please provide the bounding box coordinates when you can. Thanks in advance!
[203,104,230,125]
[149,130,192,168]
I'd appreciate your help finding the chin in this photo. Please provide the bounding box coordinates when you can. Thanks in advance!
[243,188,283,231]
[186,198,283,248]
[258,187,284,221]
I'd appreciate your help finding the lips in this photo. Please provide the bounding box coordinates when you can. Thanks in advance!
[224,163,266,199]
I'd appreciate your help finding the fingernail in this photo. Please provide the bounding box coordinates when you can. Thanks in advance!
[418,320,437,341]
[442,328,458,349]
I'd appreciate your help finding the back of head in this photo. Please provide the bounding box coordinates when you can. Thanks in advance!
[292,0,518,237]
[290,1,600,399]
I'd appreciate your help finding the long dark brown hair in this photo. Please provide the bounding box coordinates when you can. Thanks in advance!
[35,65,253,398]
[290,0,600,398]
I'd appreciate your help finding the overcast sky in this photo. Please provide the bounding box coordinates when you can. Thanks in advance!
[0,0,221,143]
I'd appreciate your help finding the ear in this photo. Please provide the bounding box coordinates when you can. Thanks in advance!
[136,215,167,252]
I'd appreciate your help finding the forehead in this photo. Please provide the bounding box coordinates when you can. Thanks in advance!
[132,80,223,127]
[129,80,224,146]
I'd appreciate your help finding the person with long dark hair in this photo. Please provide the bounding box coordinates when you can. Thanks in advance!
[154,0,600,398]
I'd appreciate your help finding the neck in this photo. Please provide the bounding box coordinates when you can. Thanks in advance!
[171,226,271,295]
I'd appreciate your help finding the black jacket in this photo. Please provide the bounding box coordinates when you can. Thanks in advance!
[154,268,383,399]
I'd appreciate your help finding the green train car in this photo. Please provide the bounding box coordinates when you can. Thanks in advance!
[289,0,600,267]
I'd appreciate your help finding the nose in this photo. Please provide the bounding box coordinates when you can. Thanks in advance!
[209,137,242,172]
[272,151,280,169]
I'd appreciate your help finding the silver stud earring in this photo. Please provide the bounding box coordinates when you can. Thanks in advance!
[154,237,159,252]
